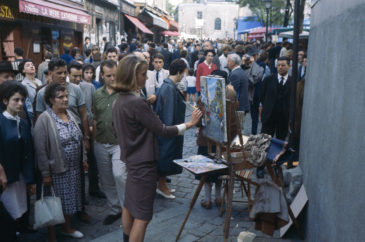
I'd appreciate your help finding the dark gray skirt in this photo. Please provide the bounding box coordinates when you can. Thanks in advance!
[124,160,158,221]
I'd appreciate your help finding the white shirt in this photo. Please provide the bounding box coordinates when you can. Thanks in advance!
[277,73,289,85]
[219,54,229,74]
[185,76,196,87]
[154,69,169,88]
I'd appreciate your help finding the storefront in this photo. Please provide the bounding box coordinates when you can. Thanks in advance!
[0,0,90,65]
[119,0,138,43]
[84,0,119,49]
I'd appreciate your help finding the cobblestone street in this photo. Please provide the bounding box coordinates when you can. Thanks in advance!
[20,110,300,242]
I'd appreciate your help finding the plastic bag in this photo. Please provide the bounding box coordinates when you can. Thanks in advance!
[33,185,65,229]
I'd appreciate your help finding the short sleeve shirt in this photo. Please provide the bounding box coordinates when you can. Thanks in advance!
[36,82,85,124]
[92,87,118,144]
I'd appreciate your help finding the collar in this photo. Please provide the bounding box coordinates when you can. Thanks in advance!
[278,73,289,80]
[204,61,213,69]
[277,73,289,84]
[129,91,139,97]
[101,85,116,95]
[3,111,20,121]
[23,77,39,88]
[231,65,241,72]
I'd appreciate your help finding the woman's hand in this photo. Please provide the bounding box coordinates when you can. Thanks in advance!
[27,184,36,195]
[83,161,89,172]
[0,164,7,191]
[43,176,52,186]
[187,109,202,129]
[147,94,157,104]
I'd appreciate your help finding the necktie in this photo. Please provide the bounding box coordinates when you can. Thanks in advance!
[156,71,159,84]
[279,76,284,86]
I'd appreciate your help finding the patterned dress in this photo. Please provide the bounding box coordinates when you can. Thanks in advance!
[50,110,83,215]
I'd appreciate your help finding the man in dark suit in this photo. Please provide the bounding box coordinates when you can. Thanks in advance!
[227,53,250,131]
[261,56,293,140]
[160,43,172,69]
[83,37,92,57]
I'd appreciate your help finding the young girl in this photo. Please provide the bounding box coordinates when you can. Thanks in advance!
[185,69,196,105]
[0,81,35,235]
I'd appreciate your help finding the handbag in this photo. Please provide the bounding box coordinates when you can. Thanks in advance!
[34,185,65,229]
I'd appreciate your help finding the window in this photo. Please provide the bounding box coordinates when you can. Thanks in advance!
[197,11,202,19]
[215,18,221,30]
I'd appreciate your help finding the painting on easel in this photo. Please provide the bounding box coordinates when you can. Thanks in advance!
[200,76,227,143]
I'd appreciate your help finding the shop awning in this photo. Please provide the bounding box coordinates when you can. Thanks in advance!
[237,16,263,34]
[161,30,180,36]
[19,0,91,24]
[279,30,310,39]
[124,14,153,35]
[146,11,168,30]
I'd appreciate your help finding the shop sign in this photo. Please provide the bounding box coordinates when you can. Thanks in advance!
[19,0,91,24]
[0,5,14,20]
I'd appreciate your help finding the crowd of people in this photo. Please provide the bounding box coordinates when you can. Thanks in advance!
[0,36,307,242]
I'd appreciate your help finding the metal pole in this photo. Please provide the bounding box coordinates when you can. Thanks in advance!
[266,8,269,43]
[289,0,301,146]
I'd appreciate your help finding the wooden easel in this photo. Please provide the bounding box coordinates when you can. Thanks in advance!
[175,95,242,241]
[176,87,303,241]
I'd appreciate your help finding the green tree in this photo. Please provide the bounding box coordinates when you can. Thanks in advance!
[166,0,175,16]
[238,0,290,26]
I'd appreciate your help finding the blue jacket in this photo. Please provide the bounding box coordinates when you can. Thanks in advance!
[229,67,250,112]
[154,78,185,176]
[0,113,34,184]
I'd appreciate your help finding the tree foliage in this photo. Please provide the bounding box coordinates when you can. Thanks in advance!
[166,0,175,16]
[239,0,291,26]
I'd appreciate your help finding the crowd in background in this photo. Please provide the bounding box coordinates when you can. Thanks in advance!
[0,36,307,242]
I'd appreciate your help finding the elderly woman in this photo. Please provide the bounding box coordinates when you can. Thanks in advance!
[34,82,87,241]
[112,55,201,242]
[0,81,35,231]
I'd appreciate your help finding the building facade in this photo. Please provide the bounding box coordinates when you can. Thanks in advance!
[178,1,239,39]
[0,0,90,65]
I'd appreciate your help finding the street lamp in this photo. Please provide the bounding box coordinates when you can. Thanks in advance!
[264,0,272,42]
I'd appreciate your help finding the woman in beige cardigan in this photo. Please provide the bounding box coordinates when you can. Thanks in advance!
[34,82,87,241]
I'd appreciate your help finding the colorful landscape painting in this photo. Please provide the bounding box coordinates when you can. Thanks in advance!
[200,76,227,143]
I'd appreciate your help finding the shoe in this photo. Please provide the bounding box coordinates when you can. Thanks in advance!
[214,198,222,207]
[77,211,91,224]
[201,200,212,209]
[103,213,122,225]
[89,190,106,199]
[169,188,176,193]
[61,230,84,239]
[156,188,175,199]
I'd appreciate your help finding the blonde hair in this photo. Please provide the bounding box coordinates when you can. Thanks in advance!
[112,54,147,92]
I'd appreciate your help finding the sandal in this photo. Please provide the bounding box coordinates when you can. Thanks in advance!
[201,201,212,209]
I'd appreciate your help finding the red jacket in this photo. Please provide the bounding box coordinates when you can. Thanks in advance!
[196,62,217,92]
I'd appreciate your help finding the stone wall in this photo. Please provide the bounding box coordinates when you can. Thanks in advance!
[300,0,365,241]
[178,2,238,39]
